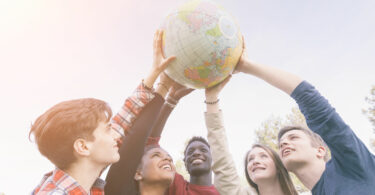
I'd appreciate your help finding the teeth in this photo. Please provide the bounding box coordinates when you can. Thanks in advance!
[283,148,292,156]
[253,167,265,172]
[162,165,171,170]
[192,159,203,164]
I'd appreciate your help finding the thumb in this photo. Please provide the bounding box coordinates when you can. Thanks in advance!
[160,56,176,70]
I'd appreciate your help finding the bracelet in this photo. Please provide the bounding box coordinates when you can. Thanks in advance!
[166,96,178,104]
[165,100,176,108]
[141,79,153,91]
[157,82,169,92]
[204,99,219,104]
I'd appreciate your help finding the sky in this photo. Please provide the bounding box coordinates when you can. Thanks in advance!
[1,0,374,194]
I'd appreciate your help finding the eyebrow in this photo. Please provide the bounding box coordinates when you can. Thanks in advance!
[287,133,299,138]
[151,151,172,159]
[151,151,161,156]
[280,133,298,141]
[248,151,267,159]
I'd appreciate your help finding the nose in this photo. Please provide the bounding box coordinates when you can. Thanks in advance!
[162,154,173,163]
[251,156,261,166]
[192,150,202,157]
[165,155,172,162]
[279,138,290,149]
[111,127,123,139]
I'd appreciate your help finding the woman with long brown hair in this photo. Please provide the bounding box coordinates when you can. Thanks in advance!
[204,74,298,195]
[244,144,298,195]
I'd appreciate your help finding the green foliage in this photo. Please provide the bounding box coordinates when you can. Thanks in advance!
[363,85,375,152]
[255,107,307,149]
[174,139,190,180]
[175,159,190,180]
[371,139,375,152]
[254,107,309,193]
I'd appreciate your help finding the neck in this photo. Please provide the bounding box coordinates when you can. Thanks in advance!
[64,159,105,193]
[189,171,212,186]
[139,182,168,195]
[257,177,284,195]
[291,160,325,190]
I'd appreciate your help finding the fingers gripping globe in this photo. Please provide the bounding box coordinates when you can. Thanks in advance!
[162,0,243,89]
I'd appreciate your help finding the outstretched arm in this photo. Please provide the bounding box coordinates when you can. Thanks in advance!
[235,39,302,95]
[237,37,375,187]
[105,30,176,195]
[148,74,194,143]
[205,77,256,195]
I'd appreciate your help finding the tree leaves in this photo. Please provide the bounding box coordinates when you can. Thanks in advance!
[363,85,375,152]
[254,107,309,193]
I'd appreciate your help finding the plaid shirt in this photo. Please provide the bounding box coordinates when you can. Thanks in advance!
[32,168,105,195]
[111,82,155,136]
[33,82,155,195]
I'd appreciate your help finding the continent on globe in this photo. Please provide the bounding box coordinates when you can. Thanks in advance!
[162,0,243,89]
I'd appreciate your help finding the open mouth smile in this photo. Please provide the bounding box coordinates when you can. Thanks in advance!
[159,162,173,171]
[190,157,205,165]
[252,166,266,173]
[282,147,295,157]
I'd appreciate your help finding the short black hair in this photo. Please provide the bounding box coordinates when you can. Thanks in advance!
[183,136,210,157]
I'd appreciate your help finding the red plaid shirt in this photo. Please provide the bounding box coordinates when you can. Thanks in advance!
[33,82,155,194]
[32,168,105,195]
[111,82,155,136]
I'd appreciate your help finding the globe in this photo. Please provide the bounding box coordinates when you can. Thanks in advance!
[162,0,243,89]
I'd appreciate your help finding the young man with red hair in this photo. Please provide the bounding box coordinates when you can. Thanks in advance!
[31,29,175,195]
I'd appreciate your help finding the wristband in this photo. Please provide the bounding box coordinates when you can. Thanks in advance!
[166,96,178,104]
[157,82,169,92]
[204,99,219,104]
[165,100,176,108]
[141,79,153,91]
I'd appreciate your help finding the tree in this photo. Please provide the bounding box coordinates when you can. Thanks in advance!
[175,158,190,180]
[174,139,190,180]
[254,107,309,193]
[363,85,375,152]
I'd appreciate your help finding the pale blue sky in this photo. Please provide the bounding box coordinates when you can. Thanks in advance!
[0,0,374,194]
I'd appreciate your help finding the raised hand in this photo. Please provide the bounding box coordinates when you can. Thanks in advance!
[152,30,176,74]
[168,82,194,102]
[155,72,176,98]
[234,36,250,74]
[144,30,176,89]
[205,75,231,102]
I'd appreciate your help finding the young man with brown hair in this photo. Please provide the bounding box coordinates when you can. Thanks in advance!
[235,39,375,194]
[31,29,175,195]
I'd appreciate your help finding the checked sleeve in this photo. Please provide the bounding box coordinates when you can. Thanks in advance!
[111,83,155,136]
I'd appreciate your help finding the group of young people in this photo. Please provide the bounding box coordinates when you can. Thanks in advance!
[30,30,375,195]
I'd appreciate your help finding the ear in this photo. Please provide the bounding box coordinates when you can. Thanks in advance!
[73,138,91,157]
[134,170,143,181]
[316,146,326,160]
[183,156,188,170]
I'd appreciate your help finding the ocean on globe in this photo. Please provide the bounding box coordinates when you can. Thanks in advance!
[162,0,243,89]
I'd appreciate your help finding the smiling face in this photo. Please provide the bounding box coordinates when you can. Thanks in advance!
[278,130,322,170]
[135,147,175,185]
[184,141,212,176]
[246,147,277,183]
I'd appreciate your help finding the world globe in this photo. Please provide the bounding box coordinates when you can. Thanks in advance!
[162,0,243,89]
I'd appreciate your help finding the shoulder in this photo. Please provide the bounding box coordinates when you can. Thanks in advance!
[34,185,67,195]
